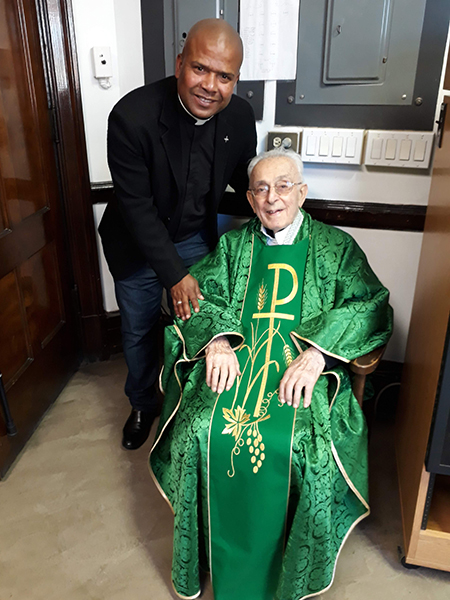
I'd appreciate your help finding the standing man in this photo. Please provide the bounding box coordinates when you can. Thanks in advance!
[99,19,257,450]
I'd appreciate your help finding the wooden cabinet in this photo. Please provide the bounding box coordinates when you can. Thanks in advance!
[395,95,450,570]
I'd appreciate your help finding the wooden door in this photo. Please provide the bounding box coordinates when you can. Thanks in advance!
[395,92,450,569]
[0,0,79,477]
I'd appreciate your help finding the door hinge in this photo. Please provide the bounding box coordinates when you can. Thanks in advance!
[436,101,448,149]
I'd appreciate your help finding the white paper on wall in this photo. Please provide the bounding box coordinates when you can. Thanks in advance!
[240,0,300,81]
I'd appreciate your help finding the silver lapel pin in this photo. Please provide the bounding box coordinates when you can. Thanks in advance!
[224,136,229,143]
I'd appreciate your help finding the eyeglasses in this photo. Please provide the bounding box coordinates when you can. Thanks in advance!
[249,181,303,200]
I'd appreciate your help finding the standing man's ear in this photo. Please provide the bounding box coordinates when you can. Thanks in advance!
[246,190,256,213]
[175,53,183,78]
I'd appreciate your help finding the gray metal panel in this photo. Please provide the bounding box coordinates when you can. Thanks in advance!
[174,0,218,59]
[236,81,264,121]
[163,0,176,75]
[275,0,450,130]
[324,0,392,83]
[223,0,239,30]
[141,0,166,84]
[295,0,426,105]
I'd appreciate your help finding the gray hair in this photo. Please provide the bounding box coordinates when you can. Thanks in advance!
[247,148,304,182]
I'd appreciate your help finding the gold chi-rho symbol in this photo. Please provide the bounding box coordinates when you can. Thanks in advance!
[252,264,298,417]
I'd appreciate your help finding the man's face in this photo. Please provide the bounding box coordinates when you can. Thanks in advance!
[175,34,241,119]
[247,157,308,233]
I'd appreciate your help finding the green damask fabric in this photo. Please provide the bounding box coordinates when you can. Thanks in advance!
[150,211,393,600]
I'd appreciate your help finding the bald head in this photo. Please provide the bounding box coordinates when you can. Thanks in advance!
[183,19,243,68]
[175,19,243,119]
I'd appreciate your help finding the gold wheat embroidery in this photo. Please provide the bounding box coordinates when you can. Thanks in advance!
[257,281,267,311]
[283,344,293,367]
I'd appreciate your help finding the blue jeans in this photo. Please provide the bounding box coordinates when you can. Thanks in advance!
[114,230,211,412]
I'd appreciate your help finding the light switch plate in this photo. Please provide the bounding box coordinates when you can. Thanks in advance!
[364,130,434,168]
[300,128,364,164]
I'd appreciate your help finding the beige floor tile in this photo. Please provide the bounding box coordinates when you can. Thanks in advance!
[1,357,449,599]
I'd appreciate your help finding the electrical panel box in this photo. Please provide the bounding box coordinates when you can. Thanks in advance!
[276,0,450,130]
[323,0,392,85]
[295,0,426,106]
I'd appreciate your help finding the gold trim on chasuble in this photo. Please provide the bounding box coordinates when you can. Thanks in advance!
[207,235,309,600]
[291,332,350,364]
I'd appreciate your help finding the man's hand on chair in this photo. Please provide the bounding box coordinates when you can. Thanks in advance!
[171,274,204,321]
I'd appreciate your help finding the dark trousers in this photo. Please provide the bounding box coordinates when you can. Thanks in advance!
[114,230,211,412]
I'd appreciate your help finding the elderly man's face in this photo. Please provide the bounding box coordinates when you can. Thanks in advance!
[175,33,241,119]
[247,157,308,233]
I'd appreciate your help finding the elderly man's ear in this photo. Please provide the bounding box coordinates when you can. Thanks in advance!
[298,183,308,208]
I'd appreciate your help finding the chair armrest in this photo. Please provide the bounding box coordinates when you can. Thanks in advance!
[350,345,386,407]
[350,345,386,376]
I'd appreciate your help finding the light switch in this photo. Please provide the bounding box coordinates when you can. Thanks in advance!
[399,140,412,161]
[306,136,316,155]
[319,136,330,156]
[332,137,344,156]
[413,140,427,161]
[345,137,357,158]
[385,139,397,160]
[371,138,383,160]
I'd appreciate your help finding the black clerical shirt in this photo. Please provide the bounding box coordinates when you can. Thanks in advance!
[174,99,216,243]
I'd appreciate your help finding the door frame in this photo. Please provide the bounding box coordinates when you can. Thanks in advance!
[36,0,106,359]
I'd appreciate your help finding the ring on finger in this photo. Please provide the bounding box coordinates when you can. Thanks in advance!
[176,300,183,305]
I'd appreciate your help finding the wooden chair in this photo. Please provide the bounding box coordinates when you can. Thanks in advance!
[350,345,386,407]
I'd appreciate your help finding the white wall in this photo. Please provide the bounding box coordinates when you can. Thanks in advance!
[338,228,422,362]
[93,204,119,312]
[71,1,449,362]
[71,0,144,182]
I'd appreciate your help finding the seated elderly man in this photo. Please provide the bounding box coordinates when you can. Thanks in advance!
[150,148,392,600]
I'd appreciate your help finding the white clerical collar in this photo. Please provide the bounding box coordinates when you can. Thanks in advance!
[178,94,214,126]
[261,210,304,246]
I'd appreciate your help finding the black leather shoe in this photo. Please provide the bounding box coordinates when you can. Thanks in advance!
[122,409,155,450]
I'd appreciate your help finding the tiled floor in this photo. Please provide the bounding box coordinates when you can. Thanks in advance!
[1,357,449,599]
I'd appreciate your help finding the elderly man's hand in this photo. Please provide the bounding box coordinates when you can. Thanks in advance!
[279,347,325,409]
[205,336,241,394]
[171,274,204,321]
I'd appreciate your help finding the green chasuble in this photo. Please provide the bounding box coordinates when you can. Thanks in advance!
[150,211,393,600]
[209,237,309,600]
